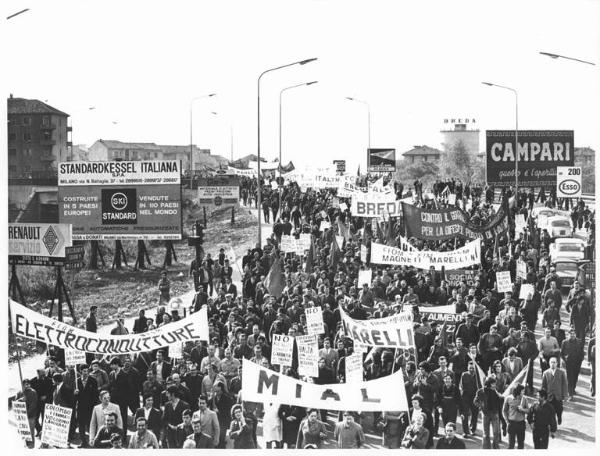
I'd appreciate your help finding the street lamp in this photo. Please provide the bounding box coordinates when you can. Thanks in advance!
[278,80,318,213]
[539,51,596,66]
[345,96,371,150]
[257,58,317,244]
[190,93,216,174]
[482,82,519,192]
[6,8,29,20]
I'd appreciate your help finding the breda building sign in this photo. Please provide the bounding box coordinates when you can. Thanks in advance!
[58,161,182,240]
[485,130,574,187]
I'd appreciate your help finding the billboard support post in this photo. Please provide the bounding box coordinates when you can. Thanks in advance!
[134,240,151,270]
[48,266,75,323]
[9,264,25,305]
[111,240,128,270]
[163,241,177,268]
[88,241,106,270]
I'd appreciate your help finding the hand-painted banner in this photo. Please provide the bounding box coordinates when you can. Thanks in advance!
[41,404,72,448]
[402,202,509,241]
[241,358,408,411]
[296,334,319,377]
[419,305,463,333]
[64,348,86,366]
[272,334,295,367]
[339,306,414,348]
[370,240,481,271]
[351,192,402,218]
[496,271,513,293]
[10,299,209,354]
[445,269,478,286]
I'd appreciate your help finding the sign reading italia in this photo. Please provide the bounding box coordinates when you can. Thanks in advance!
[485,130,574,187]
[58,161,182,240]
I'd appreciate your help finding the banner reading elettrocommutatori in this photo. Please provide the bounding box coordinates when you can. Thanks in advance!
[370,239,481,270]
[339,306,414,348]
[9,299,208,354]
[241,359,408,411]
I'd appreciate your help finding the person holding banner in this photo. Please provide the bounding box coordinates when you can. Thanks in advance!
[502,384,529,449]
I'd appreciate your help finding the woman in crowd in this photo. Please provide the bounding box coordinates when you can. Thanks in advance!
[296,409,328,449]
[401,412,430,449]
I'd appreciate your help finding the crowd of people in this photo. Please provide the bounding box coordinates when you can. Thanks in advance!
[15,172,595,450]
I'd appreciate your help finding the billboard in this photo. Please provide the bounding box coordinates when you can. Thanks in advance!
[9,223,73,266]
[486,130,574,187]
[333,160,346,174]
[367,148,396,172]
[197,175,240,210]
[58,161,182,240]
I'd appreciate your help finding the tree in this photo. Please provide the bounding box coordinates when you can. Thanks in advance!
[395,159,439,188]
[441,140,484,184]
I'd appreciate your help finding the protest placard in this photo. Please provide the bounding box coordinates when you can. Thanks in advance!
[335,235,344,249]
[271,334,295,367]
[305,306,325,335]
[517,260,527,280]
[519,283,534,300]
[64,348,86,366]
[345,353,364,384]
[358,269,372,287]
[496,271,513,293]
[360,244,368,263]
[41,404,72,448]
[169,343,183,359]
[281,235,296,253]
[296,334,319,377]
[12,400,32,443]
[339,202,348,211]
[319,220,331,231]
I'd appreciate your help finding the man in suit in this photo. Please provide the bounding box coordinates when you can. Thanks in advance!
[132,309,149,334]
[162,385,190,448]
[52,372,76,442]
[75,365,99,447]
[224,277,237,300]
[541,357,569,425]
[135,395,162,443]
[561,329,585,398]
[30,368,53,436]
[89,390,123,443]
[150,350,172,386]
[108,357,131,436]
[501,348,524,380]
[192,394,220,448]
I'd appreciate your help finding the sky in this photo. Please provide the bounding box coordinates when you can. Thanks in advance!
[3,0,600,172]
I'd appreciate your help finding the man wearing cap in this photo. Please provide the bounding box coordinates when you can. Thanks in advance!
[543,281,562,312]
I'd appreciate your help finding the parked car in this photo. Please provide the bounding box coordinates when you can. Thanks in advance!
[549,238,586,263]
[532,207,567,231]
[546,215,573,239]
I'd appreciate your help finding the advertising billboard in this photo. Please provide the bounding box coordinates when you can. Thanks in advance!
[485,130,574,187]
[9,223,73,266]
[58,161,182,240]
[197,175,240,210]
[367,148,396,172]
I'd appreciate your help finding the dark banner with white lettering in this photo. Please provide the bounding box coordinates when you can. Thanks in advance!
[402,201,508,241]
[486,130,574,187]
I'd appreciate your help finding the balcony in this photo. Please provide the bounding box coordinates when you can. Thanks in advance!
[39,154,55,162]
[67,126,72,132]
[40,138,56,146]
[40,123,56,130]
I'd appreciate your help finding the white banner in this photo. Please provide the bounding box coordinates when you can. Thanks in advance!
[370,239,481,271]
[351,192,401,218]
[305,306,325,335]
[345,353,364,384]
[13,400,32,443]
[496,271,513,293]
[169,343,183,359]
[272,334,295,367]
[41,404,72,448]
[241,359,408,412]
[10,299,209,354]
[358,269,372,287]
[398,235,417,251]
[281,235,296,253]
[227,166,256,177]
[9,223,73,258]
[517,260,527,280]
[64,348,86,366]
[337,175,360,197]
[296,334,319,377]
[360,244,368,263]
[339,306,414,348]
[519,283,535,300]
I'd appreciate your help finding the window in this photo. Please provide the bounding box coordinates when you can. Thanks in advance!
[9,148,16,156]
[24,149,32,157]
[42,116,50,126]
[43,131,52,140]
[23,132,32,141]
[8,132,16,141]
[22,116,31,126]
[9,165,17,174]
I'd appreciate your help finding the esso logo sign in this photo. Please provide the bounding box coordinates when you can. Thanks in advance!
[111,192,128,210]
[558,179,581,196]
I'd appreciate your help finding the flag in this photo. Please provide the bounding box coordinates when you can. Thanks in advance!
[329,235,342,269]
[386,216,396,247]
[264,256,285,298]
[475,361,487,388]
[441,185,450,198]
[502,364,529,398]
[376,220,385,242]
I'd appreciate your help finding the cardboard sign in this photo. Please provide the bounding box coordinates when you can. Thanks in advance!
[241,359,408,412]
[345,353,364,384]
[335,235,344,249]
[358,269,372,287]
[516,260,528,280]
[339,202,348,211]
[519,283,535,300]
[64,348,86,366]
[496,271,513,293]
[319,221,331,231]
[281,235,296,253]
[169,343,183,359]
[296,334,319,377]
[515,214,526,234]
[448,194,456,205]
[13,400,32,443]
[305,306,325,335]
[271,334,295,367]
[360,244,368,263]
[557,166,582,198]
[41,404,72,448]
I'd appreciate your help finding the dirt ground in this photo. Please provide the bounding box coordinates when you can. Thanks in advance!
[8,204,258,363]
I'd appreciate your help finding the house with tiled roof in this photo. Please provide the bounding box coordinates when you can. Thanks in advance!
[402,145,443,163]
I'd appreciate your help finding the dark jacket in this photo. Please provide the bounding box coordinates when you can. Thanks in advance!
[527,401,557,432]
[135,407,162,439]
[76,375,99,414]
[474,386,503,414]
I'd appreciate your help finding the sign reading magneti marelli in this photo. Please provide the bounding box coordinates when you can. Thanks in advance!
[486,130,574,187]
[10,299,208,354]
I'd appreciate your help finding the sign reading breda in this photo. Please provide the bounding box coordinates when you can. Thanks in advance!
[58,161,182,240]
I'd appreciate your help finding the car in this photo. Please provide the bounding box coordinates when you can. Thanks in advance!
[532,207,569,231]
[549,238,586,263]
[553,259,582,290]
[545,215,573,239]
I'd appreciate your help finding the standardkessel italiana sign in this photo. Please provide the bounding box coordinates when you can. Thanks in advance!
[58,161,182,240]
[486,130,574,187]
[8,223,73,266]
